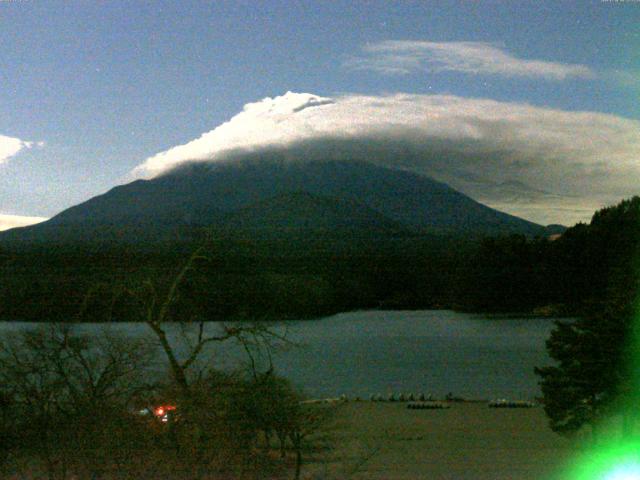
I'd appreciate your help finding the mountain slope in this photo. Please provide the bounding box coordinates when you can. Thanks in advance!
[219,192,404,232]
[1,160,549,243]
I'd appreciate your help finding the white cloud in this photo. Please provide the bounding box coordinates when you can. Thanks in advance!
[134,92,337,178]
[345,40,595,80]
[133,91,640,225]
[0,134,40,165]
[0,214,48,232]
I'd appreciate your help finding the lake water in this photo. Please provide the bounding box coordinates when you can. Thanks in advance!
[0,310,559,401]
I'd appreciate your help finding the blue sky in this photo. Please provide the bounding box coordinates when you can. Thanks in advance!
[0,0,638,228]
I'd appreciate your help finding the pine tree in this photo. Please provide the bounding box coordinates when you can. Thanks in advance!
[535,307,630,436]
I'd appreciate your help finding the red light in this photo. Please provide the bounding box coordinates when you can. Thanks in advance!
[153,405,176,417]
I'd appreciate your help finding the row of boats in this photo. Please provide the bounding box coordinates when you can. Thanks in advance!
[368,394,536,408]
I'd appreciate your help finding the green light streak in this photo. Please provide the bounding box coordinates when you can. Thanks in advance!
[564,440,640,480]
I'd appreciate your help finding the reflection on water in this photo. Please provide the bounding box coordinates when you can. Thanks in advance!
[0,310,558,400]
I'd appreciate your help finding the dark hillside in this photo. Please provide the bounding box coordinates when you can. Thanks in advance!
[0,160,548,244]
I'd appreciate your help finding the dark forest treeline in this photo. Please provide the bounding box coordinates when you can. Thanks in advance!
[0,196,638,322]
[0,232,467,321]
[459,196,639,315]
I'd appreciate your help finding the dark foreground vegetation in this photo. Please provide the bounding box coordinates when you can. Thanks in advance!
[1,197,638,321]
[0,322,337,480]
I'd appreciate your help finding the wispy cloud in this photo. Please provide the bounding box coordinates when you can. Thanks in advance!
[609,69,640,90]
[0,134,43,166]
[344,40,595,80]
[0,214,48,232]
[133,91,640,226]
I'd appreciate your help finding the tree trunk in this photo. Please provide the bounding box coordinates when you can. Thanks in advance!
[293,432,302,480]
[277,430,286,458]
[147,322,191,397]
[294,448,302,480]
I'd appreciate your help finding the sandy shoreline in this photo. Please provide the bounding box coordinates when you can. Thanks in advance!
[308,401,577,480]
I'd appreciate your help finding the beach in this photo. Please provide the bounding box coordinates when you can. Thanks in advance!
[307,401,577,480]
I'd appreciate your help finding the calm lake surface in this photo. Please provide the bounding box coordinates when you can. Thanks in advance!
[0,310,559,400]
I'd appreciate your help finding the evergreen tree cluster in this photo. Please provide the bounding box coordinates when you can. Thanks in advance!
[535,196,640,436]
